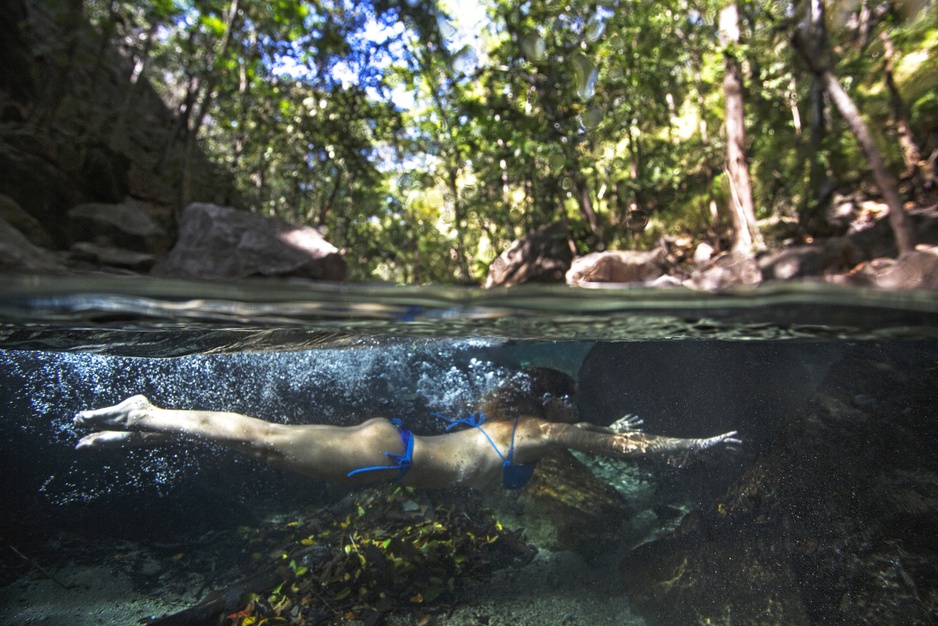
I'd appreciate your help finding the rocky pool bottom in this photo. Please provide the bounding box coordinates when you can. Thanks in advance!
[0,485,643,626]
[1,339,936,625]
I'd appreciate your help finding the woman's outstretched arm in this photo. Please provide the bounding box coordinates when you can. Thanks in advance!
[538,416,740,467]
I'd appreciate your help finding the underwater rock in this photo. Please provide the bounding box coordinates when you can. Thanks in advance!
[618,342,938,625]
[486,449,632,557]
[484,222,574,287]
[620,514,811,625]
[152,203,347,281]
[576,341,838,441]
[565,249,668,285]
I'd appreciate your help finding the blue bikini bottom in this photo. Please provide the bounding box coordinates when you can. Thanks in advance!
[346,419,414,482]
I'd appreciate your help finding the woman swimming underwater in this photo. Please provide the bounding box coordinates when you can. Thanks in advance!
[73,369,740,490]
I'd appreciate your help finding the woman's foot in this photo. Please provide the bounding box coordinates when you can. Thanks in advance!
[75,430,171,450]
[73,395,156,430]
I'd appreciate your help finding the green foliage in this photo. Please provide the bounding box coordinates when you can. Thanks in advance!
[79,0,937,282]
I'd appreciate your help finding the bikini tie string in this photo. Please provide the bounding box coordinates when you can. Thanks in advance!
[431,411,486,431]
[432,411,518,465]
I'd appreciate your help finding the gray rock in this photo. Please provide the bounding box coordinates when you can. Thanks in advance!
[0,216,65,272]
[0,193,54,248]
[69,241,156,272]
[0,129,89,246]
[484,222,573,288]
[844,246,938,290]
[760,237,862,281]
[68,202,168,254]
[152,203,346,281]
[688,251,763,290]
[693,242,715,267]
[565,249,668,285]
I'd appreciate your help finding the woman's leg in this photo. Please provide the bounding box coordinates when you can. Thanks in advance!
[73,395,403,482]
[74,395,289,457]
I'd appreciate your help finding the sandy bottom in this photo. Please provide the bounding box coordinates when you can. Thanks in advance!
[0,544,644,626]
[388,549,645,626]
[0,564,193,625]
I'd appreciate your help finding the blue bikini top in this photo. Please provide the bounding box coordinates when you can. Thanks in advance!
[433,411,538,490]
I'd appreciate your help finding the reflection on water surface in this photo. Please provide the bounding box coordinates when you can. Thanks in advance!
[1,275,936,356]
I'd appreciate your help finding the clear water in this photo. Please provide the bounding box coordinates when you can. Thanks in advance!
[1,275,936,625]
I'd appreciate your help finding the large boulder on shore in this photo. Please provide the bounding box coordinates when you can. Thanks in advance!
[152,203,346,281]
[841,245,938,290]
[484,222,573,288]
[566,249,668,285]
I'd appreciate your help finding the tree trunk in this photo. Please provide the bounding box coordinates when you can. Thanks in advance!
[571,169,604,250]
[625,119,642,228]
[881,30,923,178]
[719,3,764,254]
[329,169,344,223]
[181,0,240,207]
[800,0,832,233]
[232,33,258,173]
[113,20,157,148]
[447,167,471,282]
[793,9,915,256]
[820,70,914,254]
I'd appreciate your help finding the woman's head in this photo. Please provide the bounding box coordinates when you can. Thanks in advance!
[479,367,578,422]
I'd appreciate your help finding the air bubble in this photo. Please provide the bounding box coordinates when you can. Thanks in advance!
[580,106,603,129]
[585,16,606,42]
[571,53,598,99]
[452,45,478,74]
[520,33,547,62]
[548,154,566,172]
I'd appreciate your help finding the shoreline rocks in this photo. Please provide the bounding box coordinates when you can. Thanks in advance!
[152,203,347,281]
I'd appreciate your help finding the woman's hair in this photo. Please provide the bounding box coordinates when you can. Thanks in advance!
[478,367,578,422]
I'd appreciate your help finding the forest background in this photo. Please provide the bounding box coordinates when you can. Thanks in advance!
[18,0,938,283]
